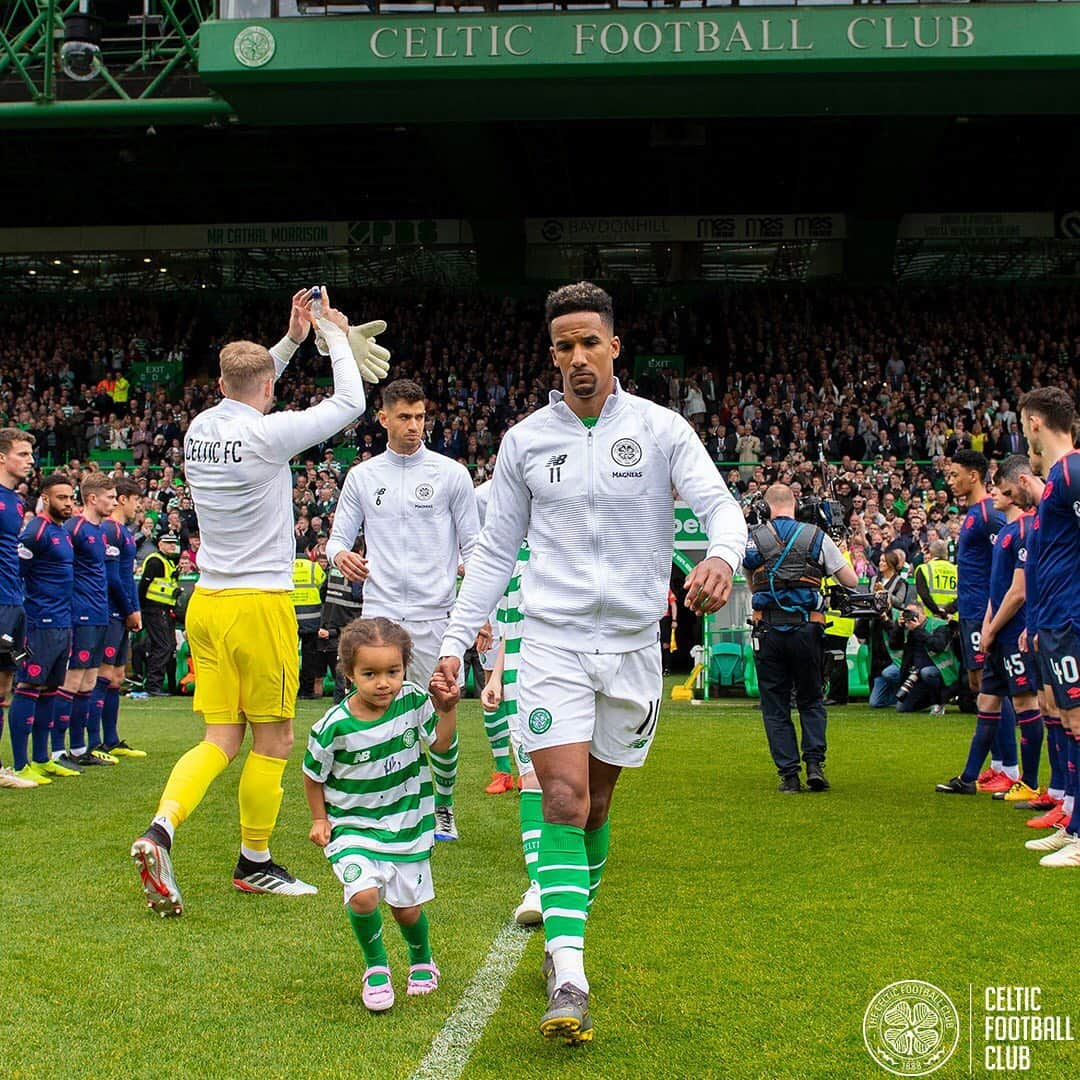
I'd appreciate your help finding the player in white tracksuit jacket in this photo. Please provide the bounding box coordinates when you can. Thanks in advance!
[436,282,746,1044]
[326,378,481,841]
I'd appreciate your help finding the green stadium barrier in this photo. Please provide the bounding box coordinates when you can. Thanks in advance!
[90,448,134,466]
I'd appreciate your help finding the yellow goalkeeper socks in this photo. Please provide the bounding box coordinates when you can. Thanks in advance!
[238,751,287,853]
[157,741,230,829]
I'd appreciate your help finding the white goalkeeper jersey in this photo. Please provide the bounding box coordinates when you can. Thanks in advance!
[184,328,366,592]
[326,443,480,622]
[441,379,747,658]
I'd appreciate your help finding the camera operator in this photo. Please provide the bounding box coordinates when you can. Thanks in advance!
[743,484,857,793]
[875,603,959,713]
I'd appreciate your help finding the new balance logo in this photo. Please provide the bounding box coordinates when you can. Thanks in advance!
[375,487,387,506]
[547,454,568,483]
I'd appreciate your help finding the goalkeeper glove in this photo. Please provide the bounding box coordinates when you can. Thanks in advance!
[348,321,391,384]
[315,319,391,385]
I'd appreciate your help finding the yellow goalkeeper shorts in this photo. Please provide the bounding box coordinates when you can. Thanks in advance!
[186,589,298,725]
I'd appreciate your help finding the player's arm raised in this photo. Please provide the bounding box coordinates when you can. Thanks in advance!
[326,469,368,582]
[255,287,385,464]
[667,411,748,614]
[267,288,313,379]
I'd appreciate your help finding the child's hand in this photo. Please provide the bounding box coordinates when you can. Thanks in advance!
[480,676,502,712]
[429,672,460,712]
[309,819,331,847]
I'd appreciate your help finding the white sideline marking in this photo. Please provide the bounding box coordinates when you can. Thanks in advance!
[409,921,533,1080]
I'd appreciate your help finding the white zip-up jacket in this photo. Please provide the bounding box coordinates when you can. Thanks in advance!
[326,443,480,622]
[441,380,747,658]
[184,326,365,592]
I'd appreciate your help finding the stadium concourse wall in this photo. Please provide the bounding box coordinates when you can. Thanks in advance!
[199,5,1080,123]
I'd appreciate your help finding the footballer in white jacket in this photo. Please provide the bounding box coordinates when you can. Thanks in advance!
[326,378,481,841]
[436,282,746,1044]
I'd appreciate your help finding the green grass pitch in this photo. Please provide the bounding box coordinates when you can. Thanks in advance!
[2,685,1077,1079]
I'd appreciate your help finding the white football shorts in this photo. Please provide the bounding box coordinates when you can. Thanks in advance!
[333,854,434,909]
[515,639,663,768]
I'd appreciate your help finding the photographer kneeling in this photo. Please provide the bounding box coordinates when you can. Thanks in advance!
[743,484,858,793]
[871,603,958,714]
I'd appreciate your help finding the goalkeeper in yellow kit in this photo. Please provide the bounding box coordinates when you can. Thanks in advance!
[131,288,390,916]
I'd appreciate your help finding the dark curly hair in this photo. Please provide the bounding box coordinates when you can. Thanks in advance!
[544,281,614,333]
[337,617,413,683]
[951,449,988,478]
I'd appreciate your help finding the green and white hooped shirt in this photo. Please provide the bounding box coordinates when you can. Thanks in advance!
[303,682,438,864]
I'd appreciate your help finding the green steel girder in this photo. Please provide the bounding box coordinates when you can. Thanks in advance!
[0,0,231,128]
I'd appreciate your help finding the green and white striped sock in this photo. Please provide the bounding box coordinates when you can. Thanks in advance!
[584,819,610,911]
[429,732,458,809]
[484,702,513,774]
[519,790,543,886]
[538,822,589,991]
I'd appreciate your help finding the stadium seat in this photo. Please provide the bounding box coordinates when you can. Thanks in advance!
[847,643,871,701]
[743,646,758,698]
[709,642,745,689]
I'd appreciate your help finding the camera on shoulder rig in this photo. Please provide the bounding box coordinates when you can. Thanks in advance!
[825,586,889,620]
[795,495,848,540]
[744,492,849,540]
[0,632,27,667]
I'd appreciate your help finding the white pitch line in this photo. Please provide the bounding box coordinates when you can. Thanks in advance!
[409,921,534,1080]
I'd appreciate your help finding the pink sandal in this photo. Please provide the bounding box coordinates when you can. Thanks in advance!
[407,962,441,996]
[362,966,394,1012]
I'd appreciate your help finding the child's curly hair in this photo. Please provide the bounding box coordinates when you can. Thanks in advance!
[337,617,413,683]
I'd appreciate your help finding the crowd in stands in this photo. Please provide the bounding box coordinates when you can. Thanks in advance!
[2,287,1077,579]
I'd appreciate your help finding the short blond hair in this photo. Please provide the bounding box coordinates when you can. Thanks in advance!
[219,341,274,397]
[81,471,116,501]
